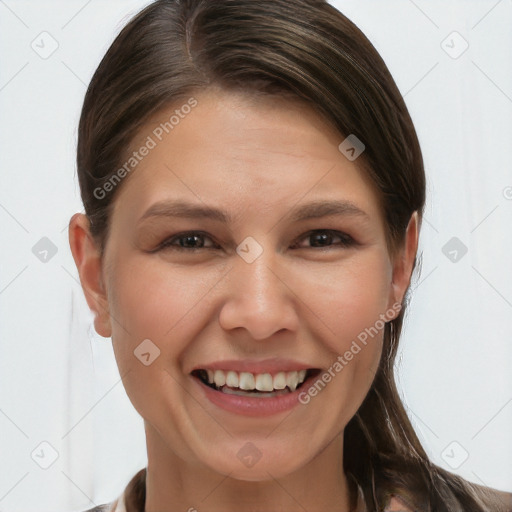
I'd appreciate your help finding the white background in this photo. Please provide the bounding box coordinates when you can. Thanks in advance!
[0,1,511,511]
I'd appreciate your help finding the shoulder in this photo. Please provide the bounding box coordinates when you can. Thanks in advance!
[472,483,512,511]
[384,485,512,512]
[82,468,145,512]
[384,495,415,511]
[81,505,114,512]
[81,497,121,512]
[493,488,512,505]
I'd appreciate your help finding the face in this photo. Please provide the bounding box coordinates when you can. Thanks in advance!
[82,88,410,481]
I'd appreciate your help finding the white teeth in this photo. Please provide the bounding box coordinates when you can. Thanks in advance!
[238,372,255,390]
[206,369,309,392]
[225,370,239,387]
[286,371,300,392]
[273,372,287,390]
[213,370,226,386]
[255,373,273,392]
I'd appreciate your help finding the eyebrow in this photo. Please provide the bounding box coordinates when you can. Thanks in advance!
[138,199,370,224]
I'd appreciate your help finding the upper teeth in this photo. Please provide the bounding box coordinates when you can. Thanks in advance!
[205,369,308,392]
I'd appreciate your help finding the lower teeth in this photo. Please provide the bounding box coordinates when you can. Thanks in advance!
[220,386,291,397]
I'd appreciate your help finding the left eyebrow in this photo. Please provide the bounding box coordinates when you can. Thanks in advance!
[137,198,370,225]
[286,199,370,223]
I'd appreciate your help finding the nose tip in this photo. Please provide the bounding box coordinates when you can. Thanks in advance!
[218,254,298,340]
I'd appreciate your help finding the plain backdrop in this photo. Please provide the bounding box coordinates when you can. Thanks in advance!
[0,1,511,511]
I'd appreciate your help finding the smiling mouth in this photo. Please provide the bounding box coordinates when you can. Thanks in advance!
[191,368,321,397]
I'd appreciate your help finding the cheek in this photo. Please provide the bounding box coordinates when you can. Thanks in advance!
[110,255,202,333]
[105,255,207,427]
[293,254,391,425]
[106,253,225,370]
[292,251,392,354]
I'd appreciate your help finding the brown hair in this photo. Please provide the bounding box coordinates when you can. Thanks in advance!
[76,1,508,510]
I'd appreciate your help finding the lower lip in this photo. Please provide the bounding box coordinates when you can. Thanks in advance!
[192,375,314,417]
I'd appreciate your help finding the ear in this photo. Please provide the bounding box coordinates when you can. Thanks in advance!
[387,211,420,317]
[68,213,112,338]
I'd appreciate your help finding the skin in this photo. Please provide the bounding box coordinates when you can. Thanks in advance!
[69,88,419,512]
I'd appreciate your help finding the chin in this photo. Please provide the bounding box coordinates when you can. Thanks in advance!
[203,448,306,482]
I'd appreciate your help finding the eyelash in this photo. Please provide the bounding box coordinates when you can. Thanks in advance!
[155,230,356,253]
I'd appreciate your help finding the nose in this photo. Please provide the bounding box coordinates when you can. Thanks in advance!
[218,247,299,340]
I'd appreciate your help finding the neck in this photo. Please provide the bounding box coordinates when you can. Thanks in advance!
[143,422,355,512]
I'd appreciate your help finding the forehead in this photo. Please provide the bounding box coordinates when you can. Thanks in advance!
[110,88,383,229]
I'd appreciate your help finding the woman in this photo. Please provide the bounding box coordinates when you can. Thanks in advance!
[68,0,512,511]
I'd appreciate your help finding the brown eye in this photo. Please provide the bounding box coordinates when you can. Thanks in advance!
[157,231,218,252]
[293,230,355,249]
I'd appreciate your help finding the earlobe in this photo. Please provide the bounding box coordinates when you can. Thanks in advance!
[388,211,420,316]
[68,213,112,338]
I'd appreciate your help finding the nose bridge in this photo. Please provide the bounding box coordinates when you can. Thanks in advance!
[218,239,297,339]
[238,247,278,302]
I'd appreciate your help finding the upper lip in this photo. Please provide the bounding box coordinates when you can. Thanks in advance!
[190,358,319,376]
